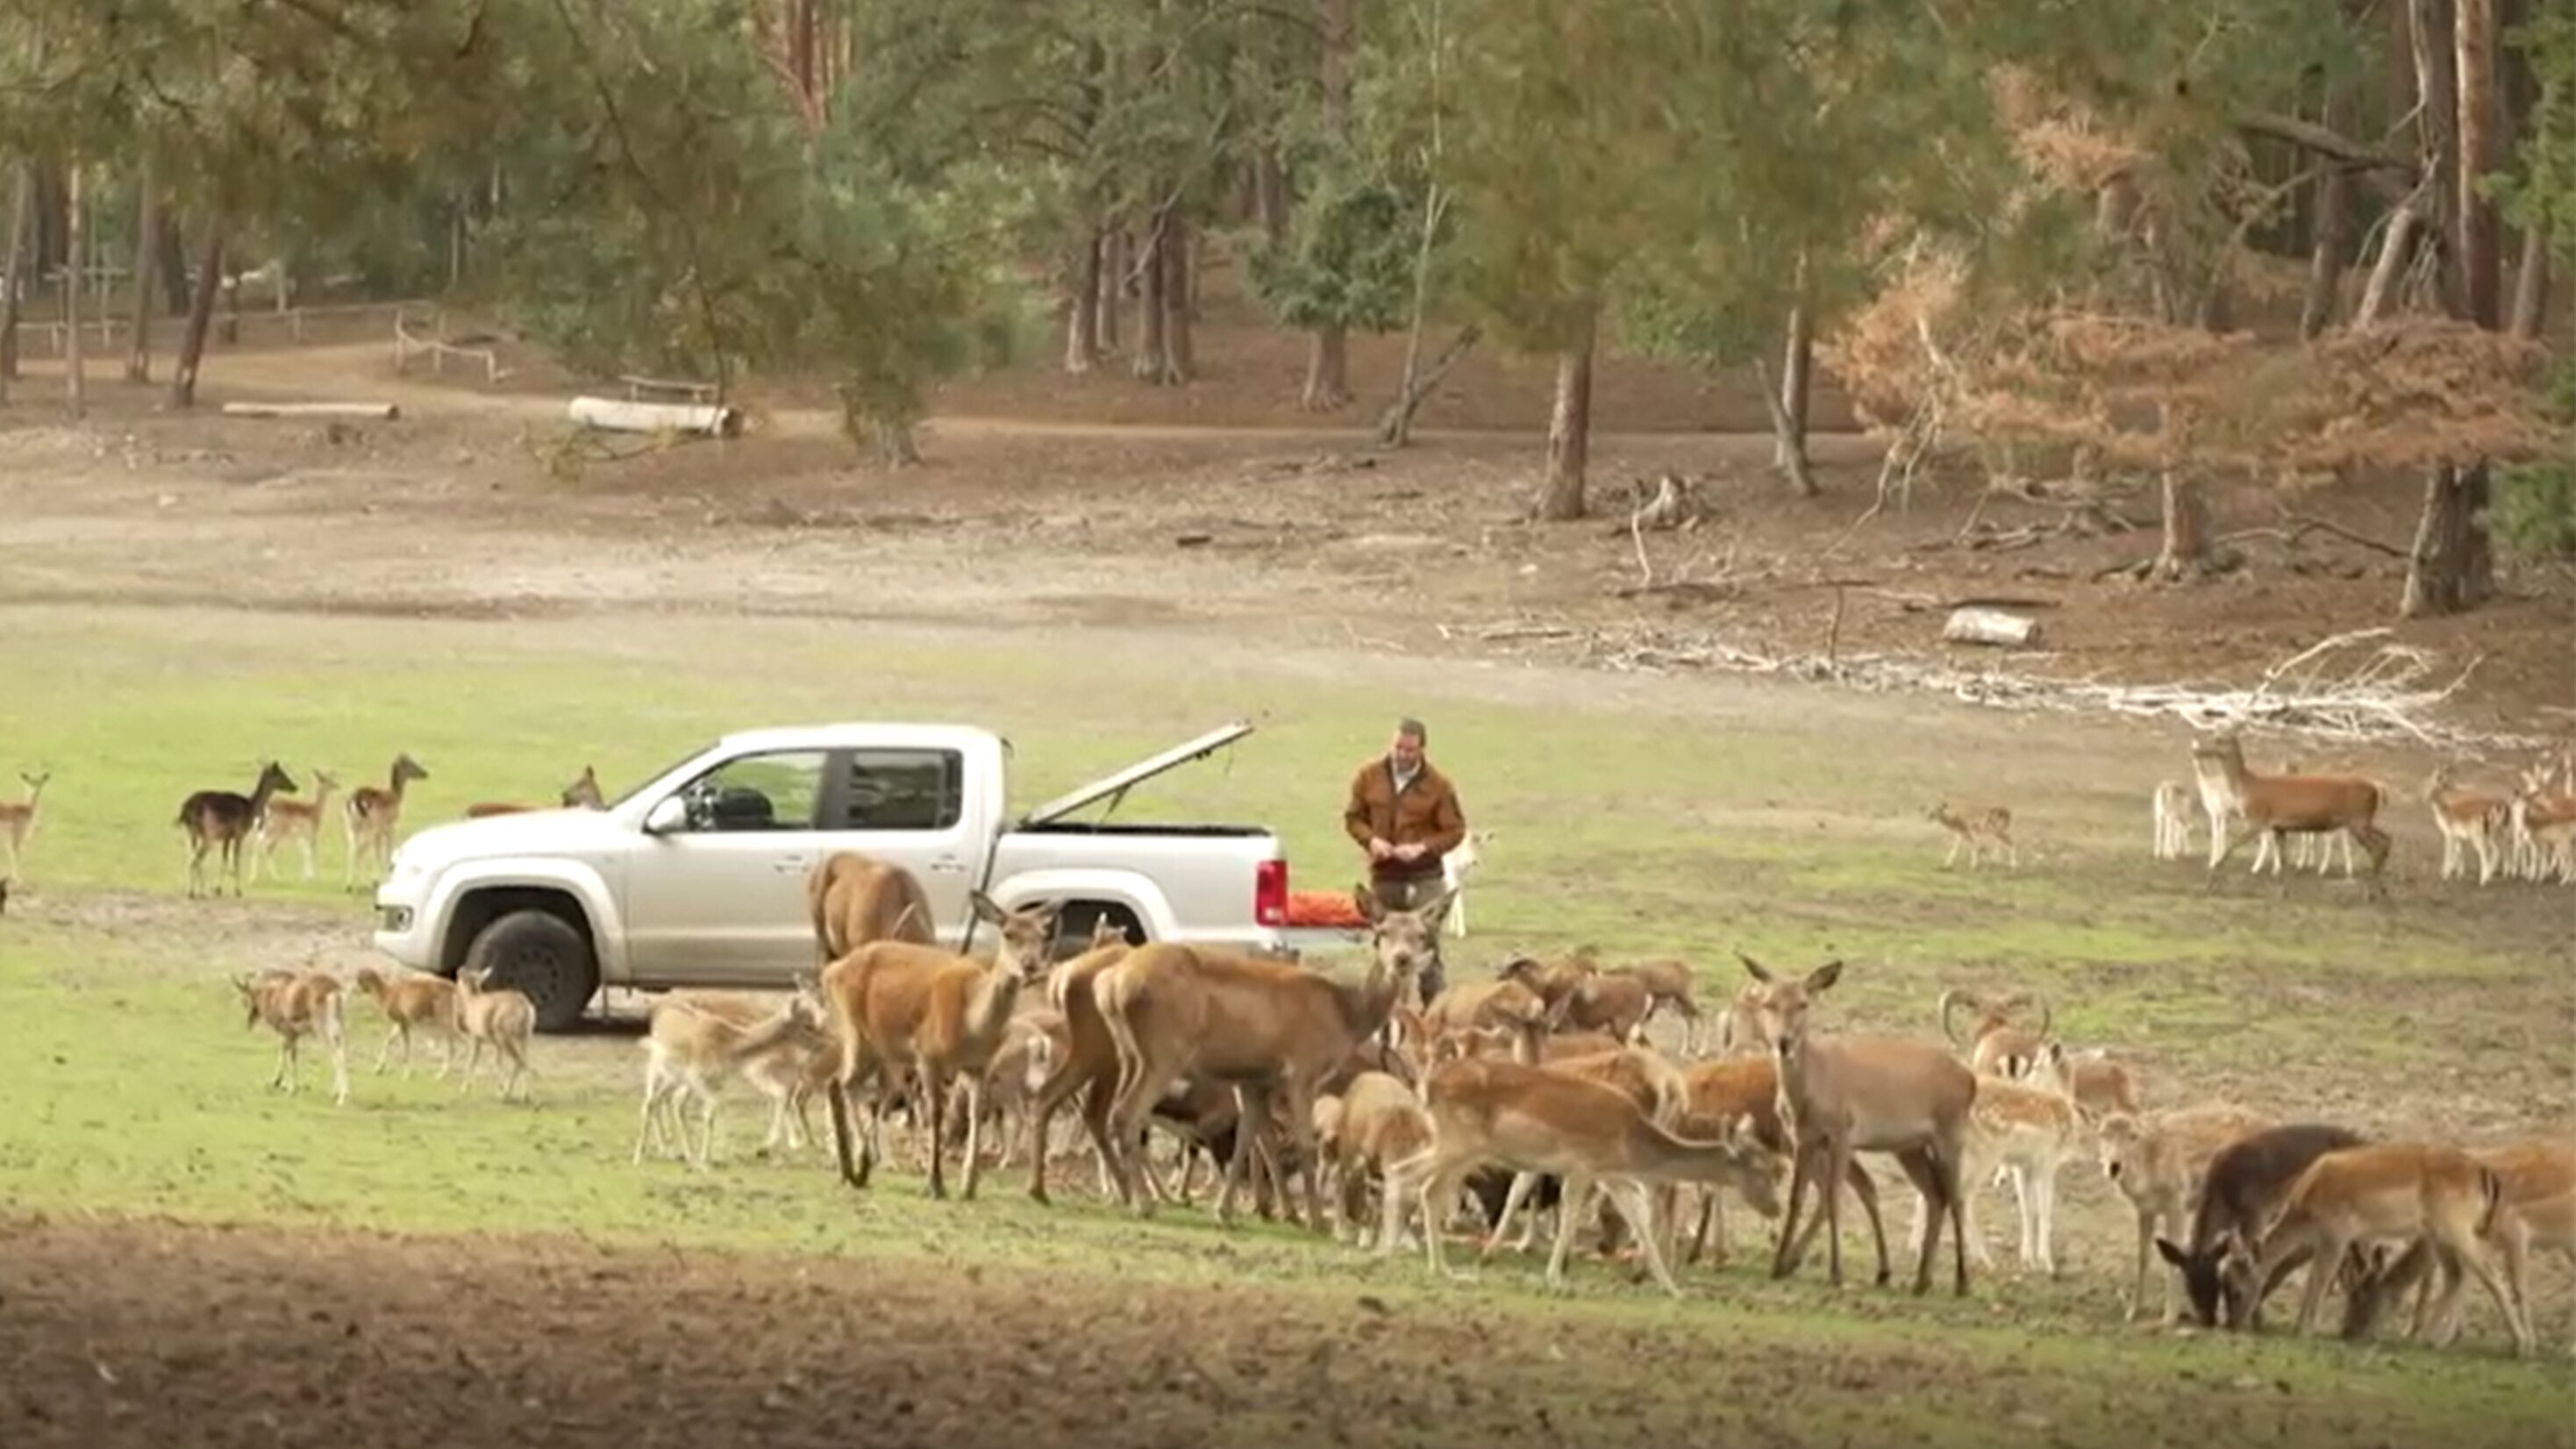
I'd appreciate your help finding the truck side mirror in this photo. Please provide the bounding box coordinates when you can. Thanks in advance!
[643,796,689,836]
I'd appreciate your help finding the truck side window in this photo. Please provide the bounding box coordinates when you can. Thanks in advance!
[841,749,964,832]
[677,750,828,832]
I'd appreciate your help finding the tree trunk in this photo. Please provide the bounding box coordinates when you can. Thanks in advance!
[2299,84,2356,337]
[154,209,187,315]
[1773,296,1814,484]
[125,165,157,383]
[2354,202,2424,327]
[1162,211,1195,382]
[0,164,29,392]
[2508,224,2551,339]
[170,231,221,409]
[1130,211,1172,384]
[2455,0,2501,328]
[2152,468,2212,580]
[1254,146,1290,246]
[1533,303,1596,522]
[2410,0,2463,318]
[2401,464,2495,616]
[62,163,83,417]
[1755,357,1819,498]
[1064,229,1102,374]
[1376,324,1481,447]
[1301,0,1357,412]
[1099,225,1124,352]
[1381,183,1449,448]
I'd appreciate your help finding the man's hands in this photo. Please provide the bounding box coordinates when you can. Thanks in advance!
[1366,838,1429,864]
[1393,842,1427,863]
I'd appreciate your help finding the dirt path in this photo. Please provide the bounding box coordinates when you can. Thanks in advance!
[3,1217,2561,1449]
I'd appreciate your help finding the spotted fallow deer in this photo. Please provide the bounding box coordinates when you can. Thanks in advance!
[1738,953,1980,1296]
[254,768,340,882]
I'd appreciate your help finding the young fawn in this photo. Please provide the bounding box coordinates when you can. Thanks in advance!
[1927,801,2017,870]
[352,965,460,1076]
[453,966,537,1101]
[255,768,341,882]
[232,967,352,1106]
[0,770,51,882]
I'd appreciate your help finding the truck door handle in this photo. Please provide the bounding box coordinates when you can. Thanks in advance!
[928,857,967,874]
[772,857,811,874]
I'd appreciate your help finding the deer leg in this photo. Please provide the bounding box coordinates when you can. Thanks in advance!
[1770,1147,1816,1280]
[375,1024,400,1074]
[1542,1173,1597,1294]
[1482,1173,1540,1259]
[1375,1146,1432,1263]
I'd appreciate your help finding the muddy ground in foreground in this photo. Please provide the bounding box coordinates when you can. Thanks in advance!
[2,1217,2565,1449]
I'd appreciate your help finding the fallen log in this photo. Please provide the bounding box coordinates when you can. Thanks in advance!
[1942,606,2042,647]
[220,401,401,420]
[566,395,744,439]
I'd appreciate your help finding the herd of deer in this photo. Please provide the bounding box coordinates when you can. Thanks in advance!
[146,754,597,899]
[218,844,2532,1359]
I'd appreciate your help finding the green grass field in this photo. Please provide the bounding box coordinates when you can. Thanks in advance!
[3,602,2571,1445]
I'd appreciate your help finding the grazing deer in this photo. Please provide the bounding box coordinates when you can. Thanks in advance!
[1497,954,1654,1044]
[1374,1053,1779,1297]
[178,761,298,899]
[2231,1141,2535,1355]
[2342,1134,2576,1352]
[805,850,938,965]
[232,967,350,1105]
[1319,1069,1436,1247]
[1738,953,1980,1296]
[351,965,459,1077]
[2422,761,2510,886]
[253,768,340,882]
[0,769,51,882]
[1926,802,2016,870]
[452,965,536,1101]
[344,752,429,889]
[2151,1122,2371,1329]
[2192,731,2390,893]
[1093,882,1448,1231]
[817,891,1066,1199]
[1937,989,2052,1080]
[1474,1045,1690,1261]
[2151,779,2194,860]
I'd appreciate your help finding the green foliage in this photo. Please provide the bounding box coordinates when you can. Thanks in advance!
[2494,5,2576,255]
[2494,353,2576,565]
[1243,168,1424,333]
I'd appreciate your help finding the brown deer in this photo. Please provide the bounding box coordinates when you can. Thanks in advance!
[351,965,459,1076]
[178,761,298,899]
[560,765,605,808]
[1673,1053,1887,1277]
[2341,1134,2576,1351]
[1937,988,2052,1079]
[817,891,1065,1199]
[2192,731,2391,893]
[1927,801,2016,869]
[2423,761,2510,886]
[2014,1039,2142,1124]
[1021,920,1140,1205]
[632,990,831,1168]
[2233,1141,2535,1355]
[253,768,340,882]
[0,769,50,882]
[344,752,429,889]
[453,965,536,1101]
[1738,952,1980,1296]
[1092,881,1447,1231]
[805,850,938,964]
[1372,1053,1778,1297]
[232,967,350,1105]
[2092,1102,2278,1322]
[1497,953,1654,1043]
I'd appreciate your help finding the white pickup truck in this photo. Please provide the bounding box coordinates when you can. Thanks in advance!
[369,719,1343,1031]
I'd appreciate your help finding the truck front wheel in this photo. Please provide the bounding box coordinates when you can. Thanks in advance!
[460,909,600,1033]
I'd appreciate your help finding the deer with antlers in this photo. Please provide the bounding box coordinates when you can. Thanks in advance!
[253,768,340,882]
[177,760,298,899]
[1738,952,1980,1296]
[1092,882,1448,1231]
[2192,731,2391,894]
[344,752,429,889]
[1937,988,2052,1080]
[0,769,50,883]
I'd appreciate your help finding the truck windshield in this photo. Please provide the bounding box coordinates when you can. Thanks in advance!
[601,743,717,810]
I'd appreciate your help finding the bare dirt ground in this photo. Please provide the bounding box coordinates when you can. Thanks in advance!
[1,1217,2559,1449]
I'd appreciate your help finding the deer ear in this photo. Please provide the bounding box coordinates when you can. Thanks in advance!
[2155,1237,2191,1269]
[1805,960,1844,993]
[1353,882,1384,923]
[968,891,1006,924]
[1736,952,1773,983]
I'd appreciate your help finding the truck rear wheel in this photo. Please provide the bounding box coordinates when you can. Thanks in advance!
[460,909,600,1033]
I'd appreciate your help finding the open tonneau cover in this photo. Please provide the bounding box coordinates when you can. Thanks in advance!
[1014,719,1257,829]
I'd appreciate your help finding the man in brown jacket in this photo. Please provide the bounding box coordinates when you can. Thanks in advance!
[1343,717,1466,1001]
